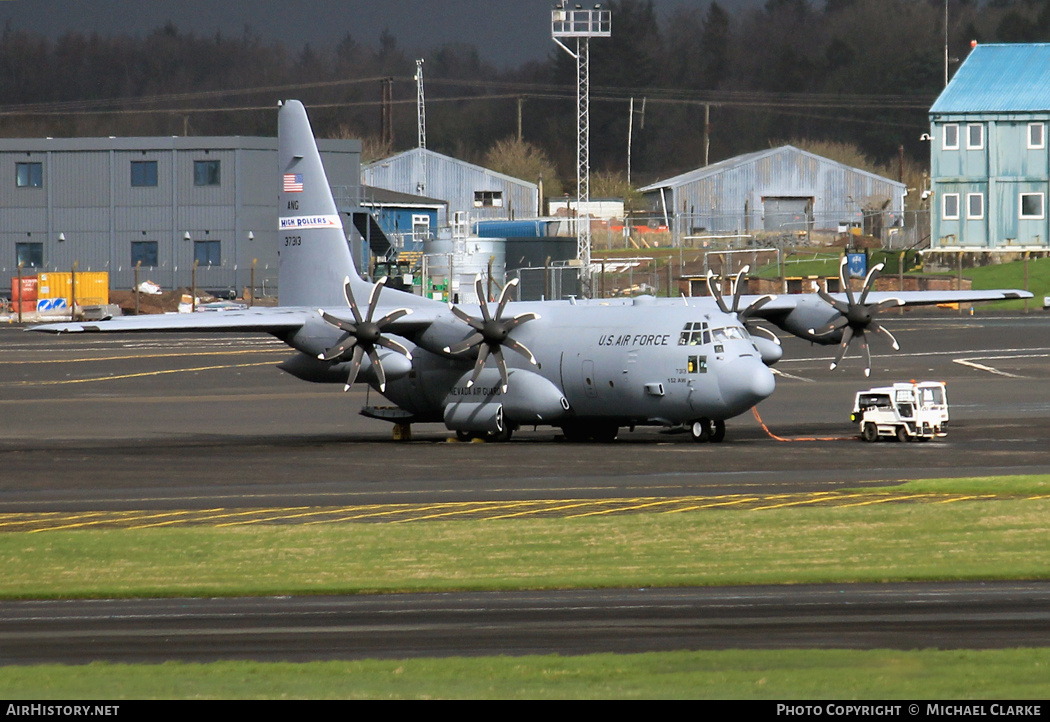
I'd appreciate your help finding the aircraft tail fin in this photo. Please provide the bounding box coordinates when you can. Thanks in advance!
[277,99,366,308]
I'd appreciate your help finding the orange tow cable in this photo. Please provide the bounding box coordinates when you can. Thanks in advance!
[751,406,855,442]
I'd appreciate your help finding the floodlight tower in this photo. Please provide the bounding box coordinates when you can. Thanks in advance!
[553,4,611,295]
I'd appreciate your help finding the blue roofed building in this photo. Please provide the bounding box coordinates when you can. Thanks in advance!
[930,43,1050,249]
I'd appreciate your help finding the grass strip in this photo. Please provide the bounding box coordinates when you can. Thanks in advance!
[1,493,1048,599]
[1,649,1048,699]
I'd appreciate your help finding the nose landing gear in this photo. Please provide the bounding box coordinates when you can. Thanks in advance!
[690,417,725,443]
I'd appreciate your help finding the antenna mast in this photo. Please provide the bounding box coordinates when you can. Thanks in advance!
[415,58,427,194]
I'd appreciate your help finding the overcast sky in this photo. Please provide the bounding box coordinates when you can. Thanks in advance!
[0,0,751,69]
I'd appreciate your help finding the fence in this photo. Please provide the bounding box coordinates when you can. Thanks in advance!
[589,209,931,252]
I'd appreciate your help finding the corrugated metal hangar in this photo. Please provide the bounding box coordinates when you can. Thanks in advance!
[361,147,539,226]
[639,145,905,241]
[1,135,361,293]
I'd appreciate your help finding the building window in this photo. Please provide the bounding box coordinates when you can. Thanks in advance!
[1029,123,1045,150]
[15,162,43,188]
[966,193,984,220]
[193,160,221,186]
[474,190,503,208]
[1020,192,1045,220]
[194,240,221,266]
[131,241,159,267]
[942,124,959,150]
[15,242,43,268]
[131,161,158,187]
[966,123,984,150]
[942,193,960,220]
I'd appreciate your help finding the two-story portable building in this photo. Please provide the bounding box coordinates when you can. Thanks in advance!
[930,43,1050,249]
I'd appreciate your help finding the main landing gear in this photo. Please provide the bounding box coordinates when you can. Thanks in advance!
[455,427,515,443]
[690,417,725,443]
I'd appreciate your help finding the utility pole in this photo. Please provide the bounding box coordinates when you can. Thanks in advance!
[553,4,611,297]
[381,77,394,147]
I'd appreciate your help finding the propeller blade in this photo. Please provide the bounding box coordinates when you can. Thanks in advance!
[343,345,365,392]
[838,256,856,307]
[466,344,490,388]
[502,336,538,365]
[491,345,509,392]
[319,310,357,334]
[449,303,482,329]
[869,322,900,351]
[367,346,386,392]
[375,336,413,359]
[740,294,776,320]
[857,330,871,377]
[366,276,386,321]
[318,333,357,362]
[342,277,364,324]
[858,263,884,306]
[747,323,782,345]
[731,265,750,314]
[705,271,730,314]
[503,311,540,331]
[872,297,904,314]
[495,277,518,319]
[817,288,850,316]
[809,315,848,337]
[444,332,484,355]
[374,307,412,328]
[473,274,492,322]
[830,327,854,371]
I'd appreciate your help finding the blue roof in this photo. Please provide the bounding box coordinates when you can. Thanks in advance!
[931,44,1050,114]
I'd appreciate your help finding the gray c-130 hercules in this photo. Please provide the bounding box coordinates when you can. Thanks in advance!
[32,100,1032,443]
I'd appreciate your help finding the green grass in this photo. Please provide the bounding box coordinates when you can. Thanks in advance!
[966,256,1050,310]
[2,476,1049,599]
[4,475,1048,698]
[2,650,1049,699]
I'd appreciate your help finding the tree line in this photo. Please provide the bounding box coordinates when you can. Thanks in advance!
[1,0,1047,195]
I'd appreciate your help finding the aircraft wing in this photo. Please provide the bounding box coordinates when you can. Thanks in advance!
[749,287,1032,315]
[28,307,315,334]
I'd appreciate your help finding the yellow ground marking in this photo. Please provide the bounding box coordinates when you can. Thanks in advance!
[0,349,279,365]
[1,491,1040,533]
[10,361,282,386]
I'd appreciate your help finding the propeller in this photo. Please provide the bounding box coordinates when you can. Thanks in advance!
[443,274,540,393]
[705,265,779,345]
[317,276,412,392]
[808,256,904,377]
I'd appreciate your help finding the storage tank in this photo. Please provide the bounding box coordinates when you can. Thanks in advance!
[424,235,506,304]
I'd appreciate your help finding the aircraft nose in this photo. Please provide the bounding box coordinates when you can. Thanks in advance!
[718,356,776,416]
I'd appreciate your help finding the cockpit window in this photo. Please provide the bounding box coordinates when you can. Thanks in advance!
[678,321,710,346]
[712,325,747,341]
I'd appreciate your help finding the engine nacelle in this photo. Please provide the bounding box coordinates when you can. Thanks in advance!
[751,336,783,366]
[441,367,570,432]
[444,402,504,434]
[278,350,412,385]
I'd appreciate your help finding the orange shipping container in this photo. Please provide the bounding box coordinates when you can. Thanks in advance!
[37,272,109,306]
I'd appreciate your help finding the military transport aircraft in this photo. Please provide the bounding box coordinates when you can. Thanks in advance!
[32,100,1032,443]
